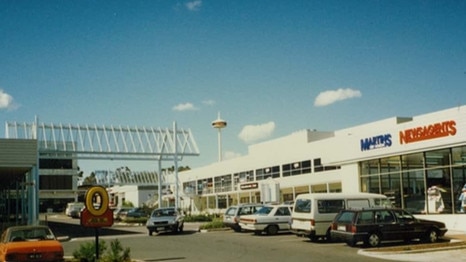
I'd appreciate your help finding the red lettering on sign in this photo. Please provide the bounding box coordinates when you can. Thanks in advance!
[399,120,456,144]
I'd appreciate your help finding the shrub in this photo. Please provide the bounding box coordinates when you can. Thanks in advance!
[184,214,213,222]
[121,217,147,225]
[72,239,131,262]
[100,239,131,262]
[199,218,226,230]
[72,240,106,262]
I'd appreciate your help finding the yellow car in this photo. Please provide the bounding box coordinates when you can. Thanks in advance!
[0,225,64,262]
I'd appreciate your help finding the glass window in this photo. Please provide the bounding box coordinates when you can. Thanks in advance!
[282,160,311,177]
[234,170,254,183]
[452,147,466,212]
[39,158,73,169]
[314,158,323,172]
[256,166,280,180]
[294,199,311,213]
[374,210,394,224]
[214,174,231,193]
[256,206,273,215]
[39,175,72,190]
[314,158,340,172]
[357,211,374,224]
[317,199,345,214]
[275,207,291,216]
[359,147,466,214]
[336,211,354,223]
[360,159,379,176]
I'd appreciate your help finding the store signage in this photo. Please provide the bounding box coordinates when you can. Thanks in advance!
[399,120,456,144]
[81,186,113,228]
[360,134,392,151]
[240,182,258,190]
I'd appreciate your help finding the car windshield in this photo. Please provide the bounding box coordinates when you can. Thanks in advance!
[255,206,273,215]
[225,207,237,216]
[9,227,54,242]
[152,209,176,217]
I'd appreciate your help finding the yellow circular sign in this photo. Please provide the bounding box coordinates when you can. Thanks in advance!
[85,186,109,216]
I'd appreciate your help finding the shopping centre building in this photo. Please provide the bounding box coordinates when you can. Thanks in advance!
[181,105,466,218]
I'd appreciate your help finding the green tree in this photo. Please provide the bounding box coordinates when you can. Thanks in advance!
[83,172,97,185]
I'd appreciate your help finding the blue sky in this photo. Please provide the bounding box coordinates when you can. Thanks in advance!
[1,0,465,174]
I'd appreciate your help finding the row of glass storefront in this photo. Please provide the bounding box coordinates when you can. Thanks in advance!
[361,145,466,214]
[184,145,466,215]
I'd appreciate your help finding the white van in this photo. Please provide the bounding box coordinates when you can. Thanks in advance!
[290,192,390,241]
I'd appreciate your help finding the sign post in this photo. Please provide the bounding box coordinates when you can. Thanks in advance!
[80,186,114,260]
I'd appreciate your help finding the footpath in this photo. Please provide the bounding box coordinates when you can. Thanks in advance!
[359,230,466,262]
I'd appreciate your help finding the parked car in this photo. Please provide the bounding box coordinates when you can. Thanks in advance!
[330,207,448,247]
[65,202,84,217]
[0,225,64,262]
[239,204,293,235]
[119,207,149,220]
[113,207,132,221]
[291,192,390,242]
[223,203,264,232]
[146,207,184,235]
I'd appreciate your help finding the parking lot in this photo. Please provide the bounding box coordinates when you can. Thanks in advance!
[44,214,466,262]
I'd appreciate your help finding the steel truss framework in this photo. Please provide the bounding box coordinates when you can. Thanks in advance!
[5,121,200,160]
[95,170,170,186]
[4,120,199,224]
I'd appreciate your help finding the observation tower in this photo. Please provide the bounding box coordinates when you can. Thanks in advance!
[212,112,227,162]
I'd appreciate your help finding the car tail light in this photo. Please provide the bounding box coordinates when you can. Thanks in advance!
[351,225,357,233]
[310,219,315,226]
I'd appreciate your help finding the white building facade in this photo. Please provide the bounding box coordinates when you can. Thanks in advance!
[180,105,466,216]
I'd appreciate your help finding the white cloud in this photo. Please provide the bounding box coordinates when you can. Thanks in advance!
[238,121,275,144]
[202,99,216,106]
[314,88,362,107]
[172,102,198,111]
[223,151,242,160]
[0,89,19,111]
[185,0,202,11]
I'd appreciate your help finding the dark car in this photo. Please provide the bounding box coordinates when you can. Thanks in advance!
[330,207,447,247]
[146,207,184,235]
[119,207,148,220]
[113,207,132,221]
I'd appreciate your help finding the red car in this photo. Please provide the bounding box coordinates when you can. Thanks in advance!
[0,225,64,262]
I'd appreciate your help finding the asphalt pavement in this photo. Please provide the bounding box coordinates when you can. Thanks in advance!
[44,213,466,262]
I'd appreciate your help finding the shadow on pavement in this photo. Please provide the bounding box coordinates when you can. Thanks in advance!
[47,221,143,239]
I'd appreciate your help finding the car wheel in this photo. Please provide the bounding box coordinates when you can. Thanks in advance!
[346,239,357,247]
[233,225,242,232]
[423,229,439,243]
[365,232,381,247]
[325,229,332,242]
[148,230,153,236]
[309,235,318,242]
[253,230,262,235]
[266,225,279,235]
[173,224,179,233]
